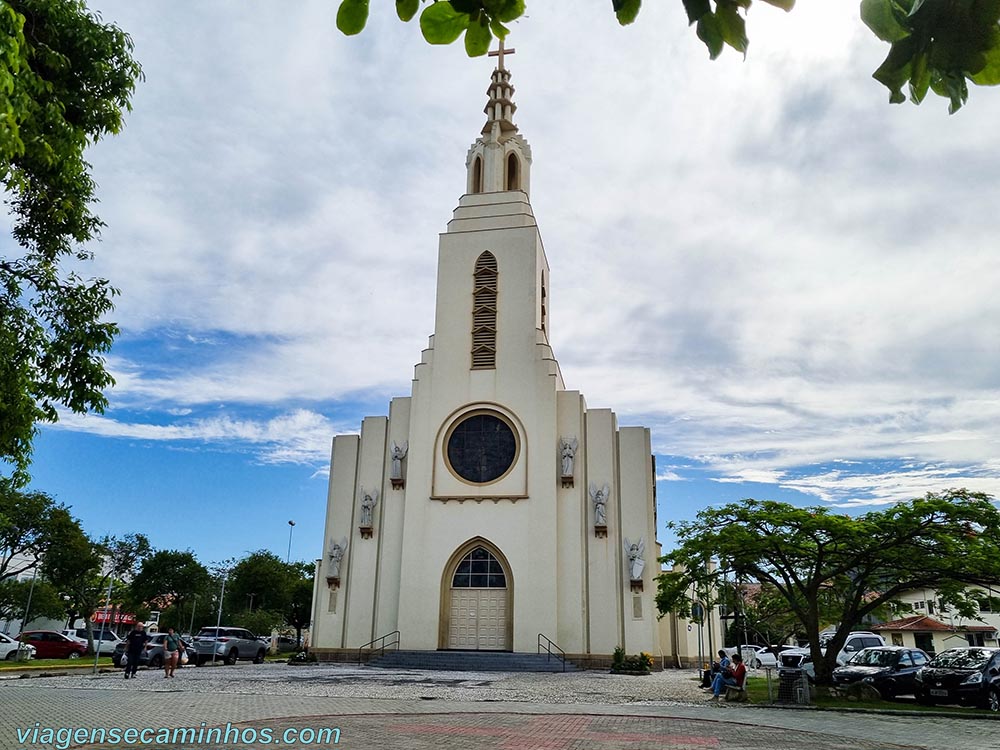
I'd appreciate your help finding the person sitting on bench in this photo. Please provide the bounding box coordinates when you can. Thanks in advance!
[710,652,746,700]
[712,649,731,675]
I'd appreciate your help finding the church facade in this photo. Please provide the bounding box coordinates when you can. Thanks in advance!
[310,56,667,663]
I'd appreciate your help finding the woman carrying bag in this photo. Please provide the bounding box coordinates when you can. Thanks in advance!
[163,627,183,678]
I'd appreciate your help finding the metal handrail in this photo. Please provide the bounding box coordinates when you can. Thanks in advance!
[537,632,567,672]
[357,630,400,665]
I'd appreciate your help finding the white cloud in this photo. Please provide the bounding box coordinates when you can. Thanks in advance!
[53,409,349,466]
[66,1,1000,504]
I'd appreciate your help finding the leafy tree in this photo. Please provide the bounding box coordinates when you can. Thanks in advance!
[240,609,284,638]
[40,513,103,635]
[226,551,298,616]
[657,489,1000,685]
[334,1,1000,112]
[131,550,212,634]
[0,576,62,626]
[41,530,150,651]
[0,0,142,483]
[285,563,315,646]
[0,479,72,581]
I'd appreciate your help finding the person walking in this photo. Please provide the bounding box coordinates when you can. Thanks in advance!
[163,627,182,678]
[122,622,149,679]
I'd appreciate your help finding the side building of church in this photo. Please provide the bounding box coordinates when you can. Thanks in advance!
[309,60,716,666]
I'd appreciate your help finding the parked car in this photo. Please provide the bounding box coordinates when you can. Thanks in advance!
[62,628,122,655]
[15,630,87,659]
[274,635,300,653]
[832,646,930,698]
[111,633,194,669]
[191,627,267,665]
[0,633,36,661]
[780,632,887,680]
[748,645,796,669]
[915,647,1000,711]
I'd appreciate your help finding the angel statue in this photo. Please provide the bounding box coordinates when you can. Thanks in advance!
[623,537,646,581]
[589,481,609,526]
[559,437,578,478]
[327,537,348,577]
[390,440,408,480]
[359,487,379,528]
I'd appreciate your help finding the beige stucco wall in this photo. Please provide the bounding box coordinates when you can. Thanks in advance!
[312,185,661,658]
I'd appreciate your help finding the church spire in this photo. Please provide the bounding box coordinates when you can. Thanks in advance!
[466,39,532,197]
[483,41,517,137]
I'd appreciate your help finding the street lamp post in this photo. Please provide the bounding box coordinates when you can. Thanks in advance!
[212,574,227,665]
[16,568,38,661]
[93,578,114,674]
[286,520,296,563]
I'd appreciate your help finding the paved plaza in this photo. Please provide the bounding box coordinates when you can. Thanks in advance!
[1,663,994,750]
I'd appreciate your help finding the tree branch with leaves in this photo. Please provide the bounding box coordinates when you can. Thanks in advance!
[334,0,1000,113]
[0,0,142,484]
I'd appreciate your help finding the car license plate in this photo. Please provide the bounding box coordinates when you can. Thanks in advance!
[929,689,948,697]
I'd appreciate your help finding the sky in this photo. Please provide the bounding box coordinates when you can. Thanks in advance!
[14,1,1000,569]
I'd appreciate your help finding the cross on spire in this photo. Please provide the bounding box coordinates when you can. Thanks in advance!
[488,39,515,71]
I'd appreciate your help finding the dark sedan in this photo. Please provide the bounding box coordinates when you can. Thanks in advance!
[915,646,1000,710]
[832,646,930,698]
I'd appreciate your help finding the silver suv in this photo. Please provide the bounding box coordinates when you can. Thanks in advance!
[191,627,266,665]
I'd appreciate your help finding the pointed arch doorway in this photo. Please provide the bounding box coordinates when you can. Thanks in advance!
[439,538,513,650]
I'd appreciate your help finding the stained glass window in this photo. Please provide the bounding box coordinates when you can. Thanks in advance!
[447,413,516,483]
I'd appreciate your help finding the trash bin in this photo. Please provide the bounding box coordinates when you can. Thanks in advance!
[777,668,810,704]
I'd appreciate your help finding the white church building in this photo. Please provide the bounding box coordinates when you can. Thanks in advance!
[310,51,704,666]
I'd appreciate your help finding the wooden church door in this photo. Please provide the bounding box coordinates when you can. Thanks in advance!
[447,546,509,650]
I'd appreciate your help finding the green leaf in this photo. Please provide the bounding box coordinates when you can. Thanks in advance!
[489,17,510,39]
[336,0,370,36]
[716,3,748,55]
[696,13,725,59]
[682,0,711,24]
[929,70,968,113]
[873,37,915,104]
[484,0,525,23]
[860,0,910,42]
[909,50,930,102]
[396,0,420,22]
[420,1,471,45]
[970,39,1000,85]
[465,14,493,56]
[760,0,795,10]
[613,0,642,26]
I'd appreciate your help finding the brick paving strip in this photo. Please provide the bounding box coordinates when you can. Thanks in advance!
[2,665,994,750]
[2,687,926,750]
[30,711,917,750]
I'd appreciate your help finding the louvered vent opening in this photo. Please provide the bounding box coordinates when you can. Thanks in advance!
[472,252,498,369]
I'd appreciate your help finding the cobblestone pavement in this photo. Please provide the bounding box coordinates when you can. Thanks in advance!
[1,663,993,750]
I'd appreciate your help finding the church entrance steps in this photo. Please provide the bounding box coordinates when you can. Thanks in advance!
[366,650,578,673]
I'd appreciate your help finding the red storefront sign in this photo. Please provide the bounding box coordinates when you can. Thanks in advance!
[91,611,136,624]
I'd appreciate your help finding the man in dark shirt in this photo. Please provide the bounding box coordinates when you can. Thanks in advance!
[122,622,149,679]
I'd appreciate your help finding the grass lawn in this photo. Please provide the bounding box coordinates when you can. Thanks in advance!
[742,676,994,716]
[0,657,114,670]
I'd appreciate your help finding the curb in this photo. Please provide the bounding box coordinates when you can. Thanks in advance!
[741,701,999,721]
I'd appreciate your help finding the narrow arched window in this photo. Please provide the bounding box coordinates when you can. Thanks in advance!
[472,252,498,369]
[472,156,483,194]
[506,153,519,191]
